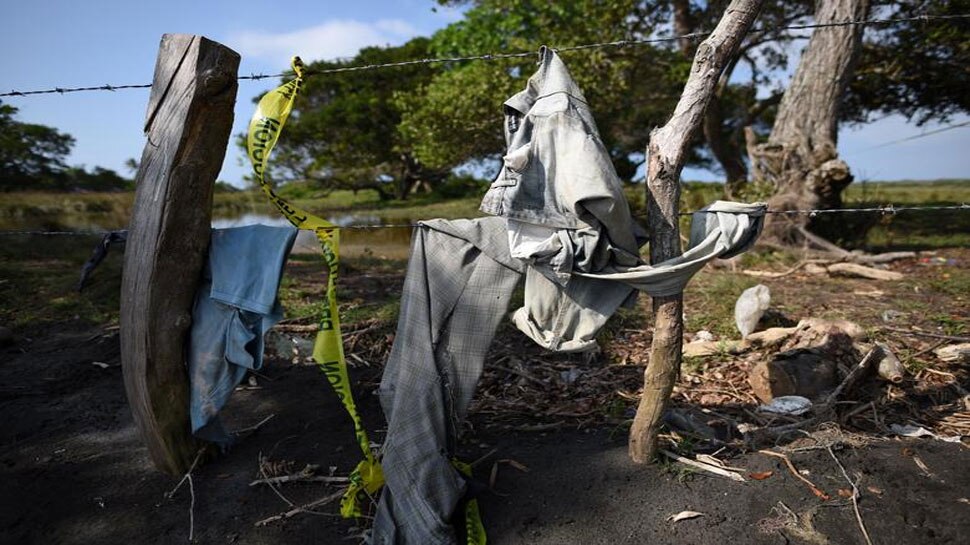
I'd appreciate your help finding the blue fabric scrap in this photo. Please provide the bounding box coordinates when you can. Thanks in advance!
[188,224,298,447]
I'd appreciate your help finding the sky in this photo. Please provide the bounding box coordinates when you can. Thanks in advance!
[1,0,967,186]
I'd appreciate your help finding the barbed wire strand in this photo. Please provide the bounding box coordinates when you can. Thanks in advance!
[862,119,970,150]
[1,203,967,237]
[3,13,968,98]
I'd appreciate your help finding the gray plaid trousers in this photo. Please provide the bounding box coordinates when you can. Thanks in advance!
[372,218,524,545]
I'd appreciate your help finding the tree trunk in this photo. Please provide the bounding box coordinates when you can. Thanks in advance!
[672,0,697,55]
[750,0,870,243]
[703,97,748,196]
[629,0,765,464]
[673,0,750,194]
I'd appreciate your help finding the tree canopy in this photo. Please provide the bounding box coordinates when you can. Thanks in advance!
[0,102,74,190]
[0,102,132,192]
[263,38,443,199]
[843,0,970,126]
[260,0,969,198]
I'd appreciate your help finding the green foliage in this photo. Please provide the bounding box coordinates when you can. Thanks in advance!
[685,272,758,338]
[0,102,75,190]
[262,38,444,199]
[402,0,682,175]
[0,102,132,192]
[844,0,970,126]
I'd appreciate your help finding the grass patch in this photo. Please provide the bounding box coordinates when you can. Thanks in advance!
[684,272,759,338]
[0,234,122,331]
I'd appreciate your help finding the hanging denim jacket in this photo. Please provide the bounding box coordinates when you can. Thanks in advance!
[483,47,766,351]
[481,46,642,282]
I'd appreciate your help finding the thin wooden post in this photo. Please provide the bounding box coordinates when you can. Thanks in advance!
[121,34,240,475]
[629,0,765,463]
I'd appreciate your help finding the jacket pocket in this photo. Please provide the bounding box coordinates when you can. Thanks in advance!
[503,141,532,174]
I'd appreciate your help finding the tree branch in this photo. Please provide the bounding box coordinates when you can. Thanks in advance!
[629,0,765,464]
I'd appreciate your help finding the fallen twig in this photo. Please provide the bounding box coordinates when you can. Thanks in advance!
[741,259,832,278]
[166,448,206,543]
[249,474,349,487]
[234,414,276,436]
[254,489,345,527]
[660,449,746,482]
[508,421,564,432]
[882,327,970,343]
[759,449,829,500]
[469,447,499,469]
[491,365,546,387]
[827,446,873,545]
[258,453,297,509]
[823,346,884,406]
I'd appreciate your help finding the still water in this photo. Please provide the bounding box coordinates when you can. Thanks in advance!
[7,209,416,259]
[211,213,415,259]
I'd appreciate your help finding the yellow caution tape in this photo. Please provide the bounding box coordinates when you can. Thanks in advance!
[453,460,487,545]
[246,57,485,541]
[246,57,382,518]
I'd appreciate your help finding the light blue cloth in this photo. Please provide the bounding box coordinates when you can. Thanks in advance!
[188,224,298,447]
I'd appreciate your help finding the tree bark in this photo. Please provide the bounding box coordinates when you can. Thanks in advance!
[703,96,749,195]
[750,0,870,242]
[629,0,765,464]
[672,0,697,55]
[673,0,750,194]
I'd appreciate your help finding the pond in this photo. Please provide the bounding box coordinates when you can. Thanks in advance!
[3,209,416,260]
[212,213,415,259]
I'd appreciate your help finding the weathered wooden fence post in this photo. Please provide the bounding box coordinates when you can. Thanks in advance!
[121,34,240,475]
[628,0,765,463]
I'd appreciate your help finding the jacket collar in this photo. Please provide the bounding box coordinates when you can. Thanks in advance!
[504,46,587,116]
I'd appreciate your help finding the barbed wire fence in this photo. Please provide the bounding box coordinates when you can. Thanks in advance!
[2,14,969,98]
[1,12,967,238]
[1,203,968,238]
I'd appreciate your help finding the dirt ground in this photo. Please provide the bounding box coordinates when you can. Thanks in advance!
[1,249,968,545]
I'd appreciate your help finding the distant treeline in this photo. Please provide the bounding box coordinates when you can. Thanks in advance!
[1,101,133,192]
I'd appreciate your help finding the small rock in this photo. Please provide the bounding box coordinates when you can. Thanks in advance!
[758,395,813,416]
[881,310,905,322]
[749,349,838,403]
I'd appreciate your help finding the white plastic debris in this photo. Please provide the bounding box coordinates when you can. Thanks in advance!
[889,424,963,443]
[875,342,905,383]
[666,511,705,523]
[735,284,770,338]
[757,395,813,416]
[695,330,715,342]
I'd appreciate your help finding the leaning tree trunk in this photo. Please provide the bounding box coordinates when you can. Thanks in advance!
[629,0,765,464]
[750,0,870,243]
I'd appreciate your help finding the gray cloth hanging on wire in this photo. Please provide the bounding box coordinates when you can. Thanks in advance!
[371,48,766,545]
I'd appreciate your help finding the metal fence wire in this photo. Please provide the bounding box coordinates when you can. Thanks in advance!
[2,14,968,98]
